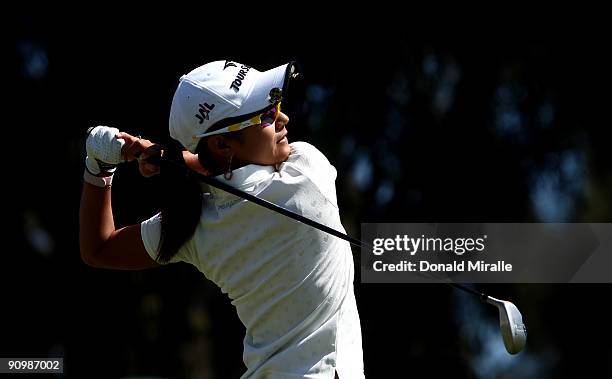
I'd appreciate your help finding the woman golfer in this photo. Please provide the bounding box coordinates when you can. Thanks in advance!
[79,60,365,379]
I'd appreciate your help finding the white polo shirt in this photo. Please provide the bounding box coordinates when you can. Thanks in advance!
[141,142,365,379]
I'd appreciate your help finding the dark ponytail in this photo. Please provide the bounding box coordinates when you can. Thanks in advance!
[155,141,203,263]
[154,131,244,263]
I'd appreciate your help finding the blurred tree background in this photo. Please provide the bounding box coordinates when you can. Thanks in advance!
[5,11,611,379]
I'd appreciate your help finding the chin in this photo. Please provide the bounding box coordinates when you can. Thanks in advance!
[277,143,292,162]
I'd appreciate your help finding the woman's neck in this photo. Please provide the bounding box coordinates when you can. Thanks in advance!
[182,151,250,177]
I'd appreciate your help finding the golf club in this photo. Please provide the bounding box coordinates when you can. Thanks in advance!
[145,154,528,354]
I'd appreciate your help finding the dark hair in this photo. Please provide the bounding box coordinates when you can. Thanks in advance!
[155,131,244,263]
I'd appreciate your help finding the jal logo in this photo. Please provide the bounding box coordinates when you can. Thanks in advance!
[224,60,237,70]
[195,102,215,124]
[230,65,251,93]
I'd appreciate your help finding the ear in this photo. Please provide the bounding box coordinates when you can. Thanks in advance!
[207,135,237,158]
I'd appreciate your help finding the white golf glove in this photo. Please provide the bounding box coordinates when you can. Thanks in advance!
[85,125,126,176]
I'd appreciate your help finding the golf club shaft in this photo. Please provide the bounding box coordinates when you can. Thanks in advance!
[147,155,489,301]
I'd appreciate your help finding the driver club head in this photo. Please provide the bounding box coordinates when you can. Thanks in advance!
[486,296,527,354]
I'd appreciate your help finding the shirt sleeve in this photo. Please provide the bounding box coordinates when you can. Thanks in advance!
[140,213,193,265]
[286,142,339,207]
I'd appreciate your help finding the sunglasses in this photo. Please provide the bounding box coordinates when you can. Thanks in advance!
[226,102,281,133]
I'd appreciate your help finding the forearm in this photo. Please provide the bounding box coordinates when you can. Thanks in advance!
[79,181,116,263]
[78,127,163,269]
